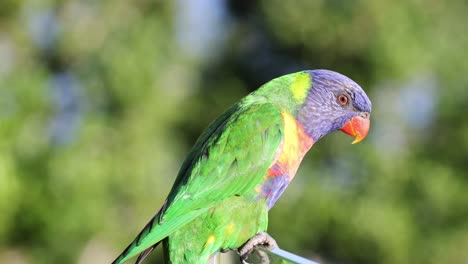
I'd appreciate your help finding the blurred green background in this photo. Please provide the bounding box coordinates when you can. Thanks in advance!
[1,0,468,263]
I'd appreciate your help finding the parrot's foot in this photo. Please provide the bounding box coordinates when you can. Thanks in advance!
[238,232,278,264]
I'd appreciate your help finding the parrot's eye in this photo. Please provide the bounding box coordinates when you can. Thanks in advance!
[337,94,349,105]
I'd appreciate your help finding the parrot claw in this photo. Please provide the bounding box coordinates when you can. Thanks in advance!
[238,232,278,264]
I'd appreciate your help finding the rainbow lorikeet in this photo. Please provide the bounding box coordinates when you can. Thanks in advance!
[113,70,371,264]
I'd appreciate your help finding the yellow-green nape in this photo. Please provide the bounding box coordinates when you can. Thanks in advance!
[289,71,311,104]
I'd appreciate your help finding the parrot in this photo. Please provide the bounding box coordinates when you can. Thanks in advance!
[112,69,371,264]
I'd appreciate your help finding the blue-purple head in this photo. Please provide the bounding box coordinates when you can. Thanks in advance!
[298,69,372,143]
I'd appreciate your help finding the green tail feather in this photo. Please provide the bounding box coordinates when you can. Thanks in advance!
[112,213,161,264]
[113,208,206,264]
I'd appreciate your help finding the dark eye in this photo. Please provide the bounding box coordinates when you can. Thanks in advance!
[337,94,349,105]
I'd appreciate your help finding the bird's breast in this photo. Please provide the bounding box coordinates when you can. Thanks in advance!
[256,111,314,208]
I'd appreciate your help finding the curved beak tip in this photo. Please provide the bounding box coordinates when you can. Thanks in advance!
[340,115,370,144]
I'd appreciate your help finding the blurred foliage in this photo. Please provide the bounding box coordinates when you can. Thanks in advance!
[0,0,467,264]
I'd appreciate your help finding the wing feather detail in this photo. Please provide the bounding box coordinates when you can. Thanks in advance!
[163,102,284,220]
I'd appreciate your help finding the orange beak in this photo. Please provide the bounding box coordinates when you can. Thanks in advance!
[340,114,370,144]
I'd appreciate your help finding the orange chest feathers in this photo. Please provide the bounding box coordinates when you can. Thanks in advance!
[266,112,314,180]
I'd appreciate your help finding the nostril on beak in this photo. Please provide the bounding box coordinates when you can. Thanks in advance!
[361,112,370,119]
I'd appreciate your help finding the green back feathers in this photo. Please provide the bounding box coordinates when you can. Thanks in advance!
[163,102,283,220]
[253,71,311,115]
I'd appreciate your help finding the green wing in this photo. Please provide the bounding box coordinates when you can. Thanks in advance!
[113,100,284,264]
